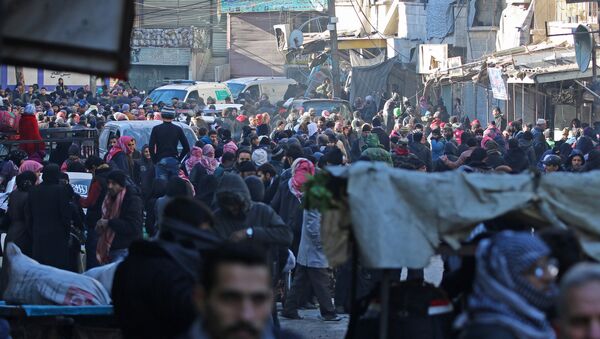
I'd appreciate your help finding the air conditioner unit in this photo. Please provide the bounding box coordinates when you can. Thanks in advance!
[274,24,290,51]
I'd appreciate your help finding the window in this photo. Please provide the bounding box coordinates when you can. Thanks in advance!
[187,90,200,102]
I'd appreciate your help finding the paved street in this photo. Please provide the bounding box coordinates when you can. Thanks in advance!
[279,306,349,339]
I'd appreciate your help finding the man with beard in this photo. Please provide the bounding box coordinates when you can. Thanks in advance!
[181,242,301,339]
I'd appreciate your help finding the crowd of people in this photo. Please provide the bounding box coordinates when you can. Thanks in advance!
[0,78,600,339]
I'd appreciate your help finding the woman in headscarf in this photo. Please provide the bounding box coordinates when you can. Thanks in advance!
[199,144,219,175]
[106,136,135,177]
[18,104,45,162]
[461,231,559,339]
[134,145,155,202]
[27,164,77,271]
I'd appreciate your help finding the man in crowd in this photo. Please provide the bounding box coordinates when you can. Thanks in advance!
[559,263,600,339]
[182,242,301,338]
[149,106,191,180]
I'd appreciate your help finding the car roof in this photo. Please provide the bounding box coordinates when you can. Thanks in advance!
[225,77,297,85]
[293,98,350,104]
[154,83,228,91]
[105,120,193,130]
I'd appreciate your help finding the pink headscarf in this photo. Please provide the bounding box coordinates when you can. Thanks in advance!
[199,144,219,175]
[106,136,134,163]
[288,158,315,200]
[185,146,203,174]
[19,160,43,174]
[223,141,238,155]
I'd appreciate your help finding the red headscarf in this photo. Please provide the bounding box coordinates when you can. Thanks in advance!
[289,158,315,200]
[106,136,134,163]
[199,144,219,175]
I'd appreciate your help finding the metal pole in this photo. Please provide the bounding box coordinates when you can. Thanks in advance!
[328,0,341,98]
[379,269,391,339]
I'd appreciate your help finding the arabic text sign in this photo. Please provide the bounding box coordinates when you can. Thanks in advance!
[67,172,93,199]
[488,68,508,101]
[220,0,327,13]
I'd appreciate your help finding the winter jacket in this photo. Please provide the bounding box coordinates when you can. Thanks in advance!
[518,139,537,167]
[297,210,328,268]
[3,190,31,255]
[460,323,519,339]
[113,229,221,339]
[270,179,303,254]
[430,138,446,162]
[503,148,529,173]
[409,142,433,172]
[214,174,292,247]
[108,187,144,250]
[28,182,74,271]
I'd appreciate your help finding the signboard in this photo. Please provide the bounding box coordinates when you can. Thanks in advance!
[418,44,448,74]
[220,0,327,13]
[487,68,508,101]
[215,89,231,101]
[67,172,93,199]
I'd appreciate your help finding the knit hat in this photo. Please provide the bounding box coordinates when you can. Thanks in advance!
[252,149,269,166]
[24,104,36,115]
[107,170,128,187]
[161,106,176,119]
[542,154,561,167]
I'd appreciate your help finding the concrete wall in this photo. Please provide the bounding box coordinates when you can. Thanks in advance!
[467,27,497,61]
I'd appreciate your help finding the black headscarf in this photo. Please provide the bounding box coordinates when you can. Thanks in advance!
[41,163,60,185]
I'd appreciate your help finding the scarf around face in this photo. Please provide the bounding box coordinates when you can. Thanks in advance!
[186,146,203,175]
[199,144,219,175]
[96,187,127,264]
[467,231,557,339]
[288,158,315,201]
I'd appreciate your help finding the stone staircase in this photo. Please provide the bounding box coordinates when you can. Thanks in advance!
[202,56,229,82]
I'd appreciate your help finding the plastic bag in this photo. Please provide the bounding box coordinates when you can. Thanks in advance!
[3,243,111,305]
[83,262,120,296]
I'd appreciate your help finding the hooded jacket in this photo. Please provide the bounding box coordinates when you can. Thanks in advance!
[213,174,292,247]
[518,138,537,167]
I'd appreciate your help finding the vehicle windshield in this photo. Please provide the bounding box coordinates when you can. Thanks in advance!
[225,83,245,99]
[147,89,186,104]
[121,125,197,151]
[301,101,351,119]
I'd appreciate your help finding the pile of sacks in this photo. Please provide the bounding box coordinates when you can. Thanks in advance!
[2,243,118,305]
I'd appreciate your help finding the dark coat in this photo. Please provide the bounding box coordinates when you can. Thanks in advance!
[372,127,390,151]
[460,323,519,339]
[409,142,433,172]
[213,175,292,248]
[270,179,303,254]
[28,182,74,271]
[504,148,529,173]
[109,152,133,178]
[4,190,31,255]
[112,241,204,339]
[108,187,144,250]
[134,158,155,201]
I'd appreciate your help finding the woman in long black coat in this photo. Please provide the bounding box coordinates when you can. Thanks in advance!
[28,164,75,271]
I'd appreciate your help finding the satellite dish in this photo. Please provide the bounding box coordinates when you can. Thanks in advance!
[289,30,304,50]
[575,24,593,73]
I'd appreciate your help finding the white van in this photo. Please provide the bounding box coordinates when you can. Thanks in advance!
[225,77,297,103]
[146,81,233,105]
